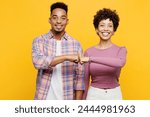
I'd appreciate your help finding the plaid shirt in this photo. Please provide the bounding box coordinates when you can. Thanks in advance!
[32,31,85,100]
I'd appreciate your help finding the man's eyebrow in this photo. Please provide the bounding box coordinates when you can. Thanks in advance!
[51,15,57,17]
[61,15,67,17]
[51,14,67,17]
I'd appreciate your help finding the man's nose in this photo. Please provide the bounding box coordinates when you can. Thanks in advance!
[56,18,61,23]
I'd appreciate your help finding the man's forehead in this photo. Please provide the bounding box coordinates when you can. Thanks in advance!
[51,8,67,15]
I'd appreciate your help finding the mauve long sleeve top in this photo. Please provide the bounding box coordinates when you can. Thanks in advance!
[83,44,127,99]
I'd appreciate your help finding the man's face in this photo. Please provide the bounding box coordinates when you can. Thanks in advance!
[49,8,68,33]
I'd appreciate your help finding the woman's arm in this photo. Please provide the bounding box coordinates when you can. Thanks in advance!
[81,47,127,68]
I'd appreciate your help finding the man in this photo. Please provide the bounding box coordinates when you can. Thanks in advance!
[32,2,84,100]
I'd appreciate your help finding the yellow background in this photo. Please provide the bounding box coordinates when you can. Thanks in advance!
[0,0,150,99]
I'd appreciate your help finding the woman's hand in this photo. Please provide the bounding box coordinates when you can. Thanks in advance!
[80,57,89,64]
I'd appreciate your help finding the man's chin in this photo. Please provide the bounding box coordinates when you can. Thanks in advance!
[51,28,65,34]
[54,29,64,34]
[55,31,62,34]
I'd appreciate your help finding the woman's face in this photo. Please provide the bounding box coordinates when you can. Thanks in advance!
[96,18,114,41]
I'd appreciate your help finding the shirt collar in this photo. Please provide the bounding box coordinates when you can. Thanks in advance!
[48,30,69,40]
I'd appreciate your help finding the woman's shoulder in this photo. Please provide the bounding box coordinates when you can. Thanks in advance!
[84,46,97,56]
[113,44,127,50]
[85,46,96,52]
[113,44,127,54]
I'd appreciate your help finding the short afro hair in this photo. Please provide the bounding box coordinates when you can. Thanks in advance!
[93,8,120,32]
[50,2,68,14]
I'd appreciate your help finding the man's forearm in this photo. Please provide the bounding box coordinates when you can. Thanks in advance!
[50,54,79,67]
[50,55,67,67]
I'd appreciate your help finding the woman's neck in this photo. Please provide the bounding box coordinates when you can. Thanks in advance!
[97,40,113,49]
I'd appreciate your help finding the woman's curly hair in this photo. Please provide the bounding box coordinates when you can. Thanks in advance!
[93,8,120,32]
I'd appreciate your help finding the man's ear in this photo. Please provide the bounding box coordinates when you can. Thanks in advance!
[48,17,51,24]
[67,18,69,25]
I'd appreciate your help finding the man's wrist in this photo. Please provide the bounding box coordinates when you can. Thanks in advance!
[65,55,70,61]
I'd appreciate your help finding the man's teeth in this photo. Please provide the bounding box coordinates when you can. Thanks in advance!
[56,26,61,28]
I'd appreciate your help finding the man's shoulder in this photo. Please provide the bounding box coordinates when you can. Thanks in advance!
[65,33,79,43]
[33,32,50,42]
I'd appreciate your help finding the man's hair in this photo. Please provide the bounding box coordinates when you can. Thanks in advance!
[93,8,120,32]
[50,2,68,14]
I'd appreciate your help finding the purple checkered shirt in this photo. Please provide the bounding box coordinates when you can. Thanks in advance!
[32,31,85,100]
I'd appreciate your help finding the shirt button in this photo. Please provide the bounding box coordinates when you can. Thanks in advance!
[105,90,107,93]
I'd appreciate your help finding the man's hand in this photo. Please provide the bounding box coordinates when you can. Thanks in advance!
[65,54,89,64]
[66,54,79,63]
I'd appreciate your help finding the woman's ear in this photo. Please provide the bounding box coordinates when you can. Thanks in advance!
[112,30,115,36]
[95,29,99,35]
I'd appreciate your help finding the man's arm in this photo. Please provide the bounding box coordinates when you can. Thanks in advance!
[32,38,55,69]
[50,54,79,67]
[32,38,79,69]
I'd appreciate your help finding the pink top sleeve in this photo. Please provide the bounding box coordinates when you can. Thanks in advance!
[89,47,127,68]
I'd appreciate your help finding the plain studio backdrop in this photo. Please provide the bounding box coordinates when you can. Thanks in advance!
[0,0,150,99]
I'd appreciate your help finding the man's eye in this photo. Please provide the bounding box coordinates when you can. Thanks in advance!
[53,17,57,19]
[61,17,66,20]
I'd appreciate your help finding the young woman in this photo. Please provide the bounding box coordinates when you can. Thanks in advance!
[82,8,127,100]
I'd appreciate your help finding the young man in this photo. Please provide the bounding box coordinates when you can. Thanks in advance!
[32,2,84,100]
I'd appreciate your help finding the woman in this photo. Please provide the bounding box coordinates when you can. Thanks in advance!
[82,8,127,100]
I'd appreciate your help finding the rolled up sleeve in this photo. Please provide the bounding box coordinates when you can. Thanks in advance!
[32,37,54,69]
